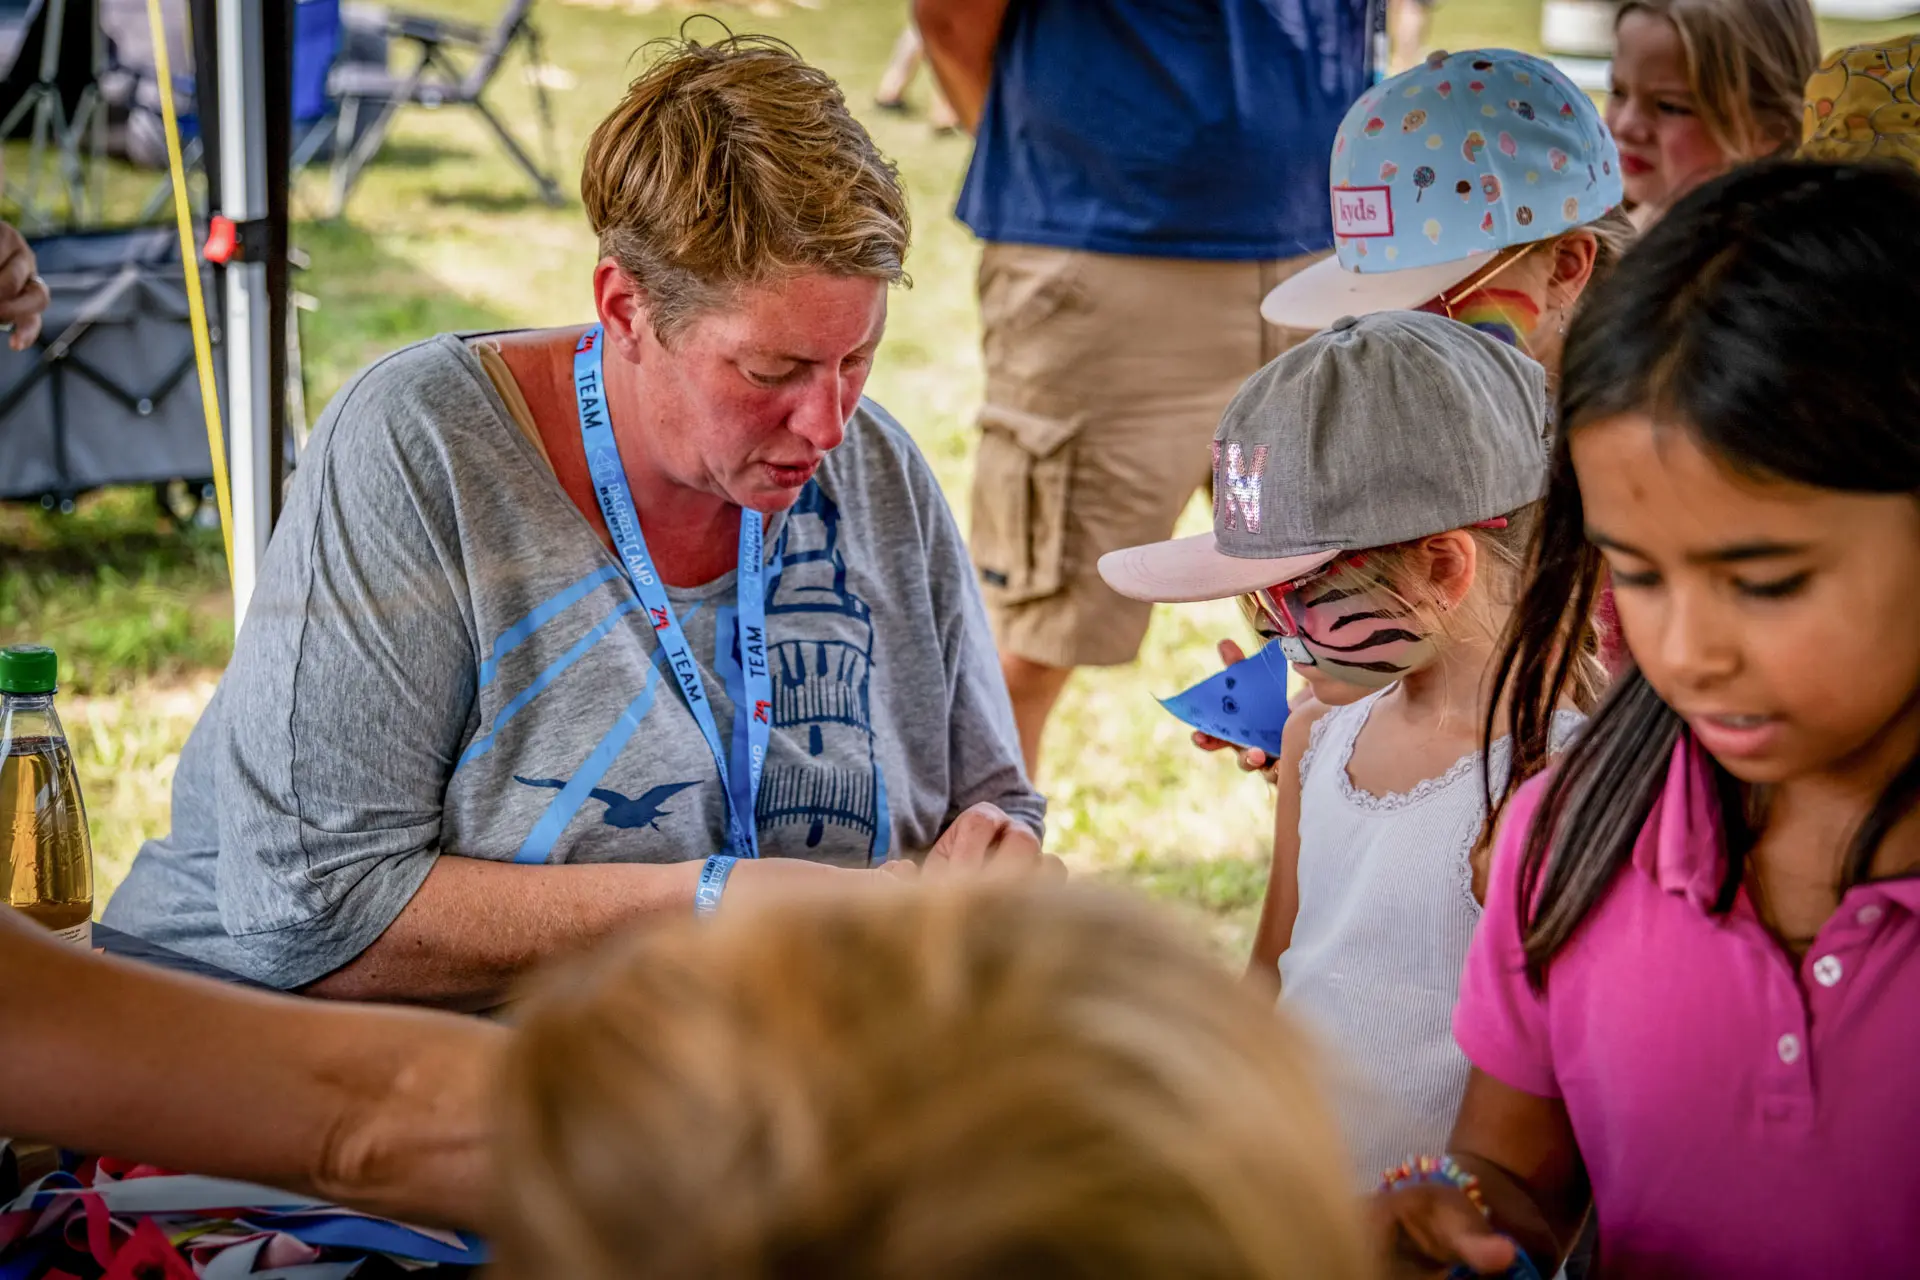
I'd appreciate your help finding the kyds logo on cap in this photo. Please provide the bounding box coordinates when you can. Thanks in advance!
[1332,186,1394,238]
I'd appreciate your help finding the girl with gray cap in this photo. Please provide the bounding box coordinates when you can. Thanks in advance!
[1199,48,1636,779]
[1100,310,1600,1193]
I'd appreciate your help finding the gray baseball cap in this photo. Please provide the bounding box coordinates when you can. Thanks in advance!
[1099,310,1550,603]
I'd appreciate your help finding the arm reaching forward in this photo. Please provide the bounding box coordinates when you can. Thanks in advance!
[0,909,502,1228]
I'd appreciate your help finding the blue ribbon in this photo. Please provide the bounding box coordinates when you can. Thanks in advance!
[573,325,772,860]
[1447,1248,1544,1280]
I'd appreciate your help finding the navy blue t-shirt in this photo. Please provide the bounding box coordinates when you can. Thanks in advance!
[956,0,1372,260]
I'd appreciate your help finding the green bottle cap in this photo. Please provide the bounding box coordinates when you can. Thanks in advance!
[0,645,57,694]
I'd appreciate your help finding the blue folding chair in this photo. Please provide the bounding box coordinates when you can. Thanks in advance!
[321,0,561,215]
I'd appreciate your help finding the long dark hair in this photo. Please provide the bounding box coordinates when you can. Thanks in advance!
[1484,160,1920,986]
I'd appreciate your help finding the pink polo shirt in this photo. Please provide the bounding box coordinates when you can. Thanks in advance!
[1456,735,1920,1279]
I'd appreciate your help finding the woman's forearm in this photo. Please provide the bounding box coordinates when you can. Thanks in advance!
[305,854,859,1009]
[0,911,503,1227]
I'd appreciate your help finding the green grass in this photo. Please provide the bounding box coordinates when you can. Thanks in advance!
[0,492,232,694]
[1,0,1910,955]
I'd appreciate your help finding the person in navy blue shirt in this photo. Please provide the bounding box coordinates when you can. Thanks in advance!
[916,0,1371,772]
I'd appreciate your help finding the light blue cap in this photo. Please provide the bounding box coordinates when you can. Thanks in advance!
[1262,49,1624,330]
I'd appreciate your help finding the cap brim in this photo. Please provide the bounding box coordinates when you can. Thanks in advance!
[1260,251,1493,331]
[1098,534,1343,604]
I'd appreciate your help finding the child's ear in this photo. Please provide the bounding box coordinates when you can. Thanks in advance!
[1418,530,1479,612]
[1546,230,1600,313]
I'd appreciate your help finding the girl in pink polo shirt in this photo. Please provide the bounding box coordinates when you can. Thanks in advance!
[1378,162,1920,1278]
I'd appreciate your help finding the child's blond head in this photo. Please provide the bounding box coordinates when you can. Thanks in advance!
[1618,0,1820,160]
[493,882,1371,1280]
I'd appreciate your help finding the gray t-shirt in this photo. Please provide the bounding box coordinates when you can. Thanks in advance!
[104,334,1041,989]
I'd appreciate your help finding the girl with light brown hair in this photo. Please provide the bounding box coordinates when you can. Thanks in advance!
[1607,0,1821,223]
[492,881,1374,1280]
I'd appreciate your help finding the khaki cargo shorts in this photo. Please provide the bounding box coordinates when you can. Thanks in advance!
[968,242,1322,668]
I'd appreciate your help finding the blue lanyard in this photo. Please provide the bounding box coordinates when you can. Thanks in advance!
[573,325,771,860]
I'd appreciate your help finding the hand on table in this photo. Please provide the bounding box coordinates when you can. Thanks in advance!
[0,221,49,350]
[741,804,1063,900]
[921,802,1065,881]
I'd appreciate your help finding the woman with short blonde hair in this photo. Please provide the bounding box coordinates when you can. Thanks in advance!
[580,34,912,336]
[104,33,1050,1005]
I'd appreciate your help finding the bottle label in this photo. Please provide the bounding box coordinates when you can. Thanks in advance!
[52,920,90,948]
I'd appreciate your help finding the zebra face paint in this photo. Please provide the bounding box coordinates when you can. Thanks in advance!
[1250,558,1441,689]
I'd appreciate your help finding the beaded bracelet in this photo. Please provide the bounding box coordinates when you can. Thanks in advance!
[1380,1156,1545,1280]
[1380,1154,1488,1216]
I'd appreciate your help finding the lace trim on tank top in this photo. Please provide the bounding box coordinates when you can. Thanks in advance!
[1299,691,1585,915]
[1298,690,1462,811]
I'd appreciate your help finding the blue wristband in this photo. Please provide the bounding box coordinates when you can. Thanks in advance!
[1448,1255,1542,1280]
[694,854,738,916]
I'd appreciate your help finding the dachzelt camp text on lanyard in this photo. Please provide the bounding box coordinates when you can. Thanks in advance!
[572,324,771,861]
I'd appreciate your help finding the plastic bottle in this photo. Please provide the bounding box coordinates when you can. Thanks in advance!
[0,645,94,946]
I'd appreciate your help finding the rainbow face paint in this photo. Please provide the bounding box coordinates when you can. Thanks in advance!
[1419,285,1542,350]
[1245,559,1441,690]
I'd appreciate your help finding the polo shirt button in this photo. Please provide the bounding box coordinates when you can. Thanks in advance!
[1857,904,1884,926]
[1813,955,1843,987]
[1777,1033,1802,1064]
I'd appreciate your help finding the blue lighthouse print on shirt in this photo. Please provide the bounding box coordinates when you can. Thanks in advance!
[473,478,891,866]
[721,481,891,863]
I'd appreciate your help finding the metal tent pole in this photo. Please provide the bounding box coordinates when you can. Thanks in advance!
[262,0,292,538]
[214,0,277,629]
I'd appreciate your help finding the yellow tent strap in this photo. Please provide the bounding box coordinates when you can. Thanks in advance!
[146,0,234,586]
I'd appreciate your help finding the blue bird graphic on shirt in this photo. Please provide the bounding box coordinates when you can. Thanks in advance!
[513,776,701,831]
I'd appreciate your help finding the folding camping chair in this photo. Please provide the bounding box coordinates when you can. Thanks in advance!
[0,225,219,510]
[322,0,561,216]
[0,0,108,230]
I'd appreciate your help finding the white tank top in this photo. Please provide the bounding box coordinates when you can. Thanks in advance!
[1279,690,1583,1189]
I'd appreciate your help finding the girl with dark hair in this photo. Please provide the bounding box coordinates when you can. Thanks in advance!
[1379,160,1920,1277]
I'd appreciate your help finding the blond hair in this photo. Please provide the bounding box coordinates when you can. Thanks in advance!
[581,30,911,340]
[1617,0,1821,160]
[1569,205,1636,286]
[493,882,1371,1280]
[1355,503,1605,713]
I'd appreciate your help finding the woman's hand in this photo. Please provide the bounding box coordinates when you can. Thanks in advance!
[923,802,1065,880]
[1374,1184,1521,1278]
[725,808,1064,908]
[1189,640,1281,779]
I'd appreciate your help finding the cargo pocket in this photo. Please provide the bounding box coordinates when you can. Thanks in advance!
[978,244,1092,396]
[970,402,1078,605]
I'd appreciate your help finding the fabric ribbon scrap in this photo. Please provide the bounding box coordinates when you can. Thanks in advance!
[0,1158,484,1278]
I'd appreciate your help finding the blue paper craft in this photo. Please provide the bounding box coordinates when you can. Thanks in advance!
[1158,641,1293,756]
[1447,1244,1545,1280]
